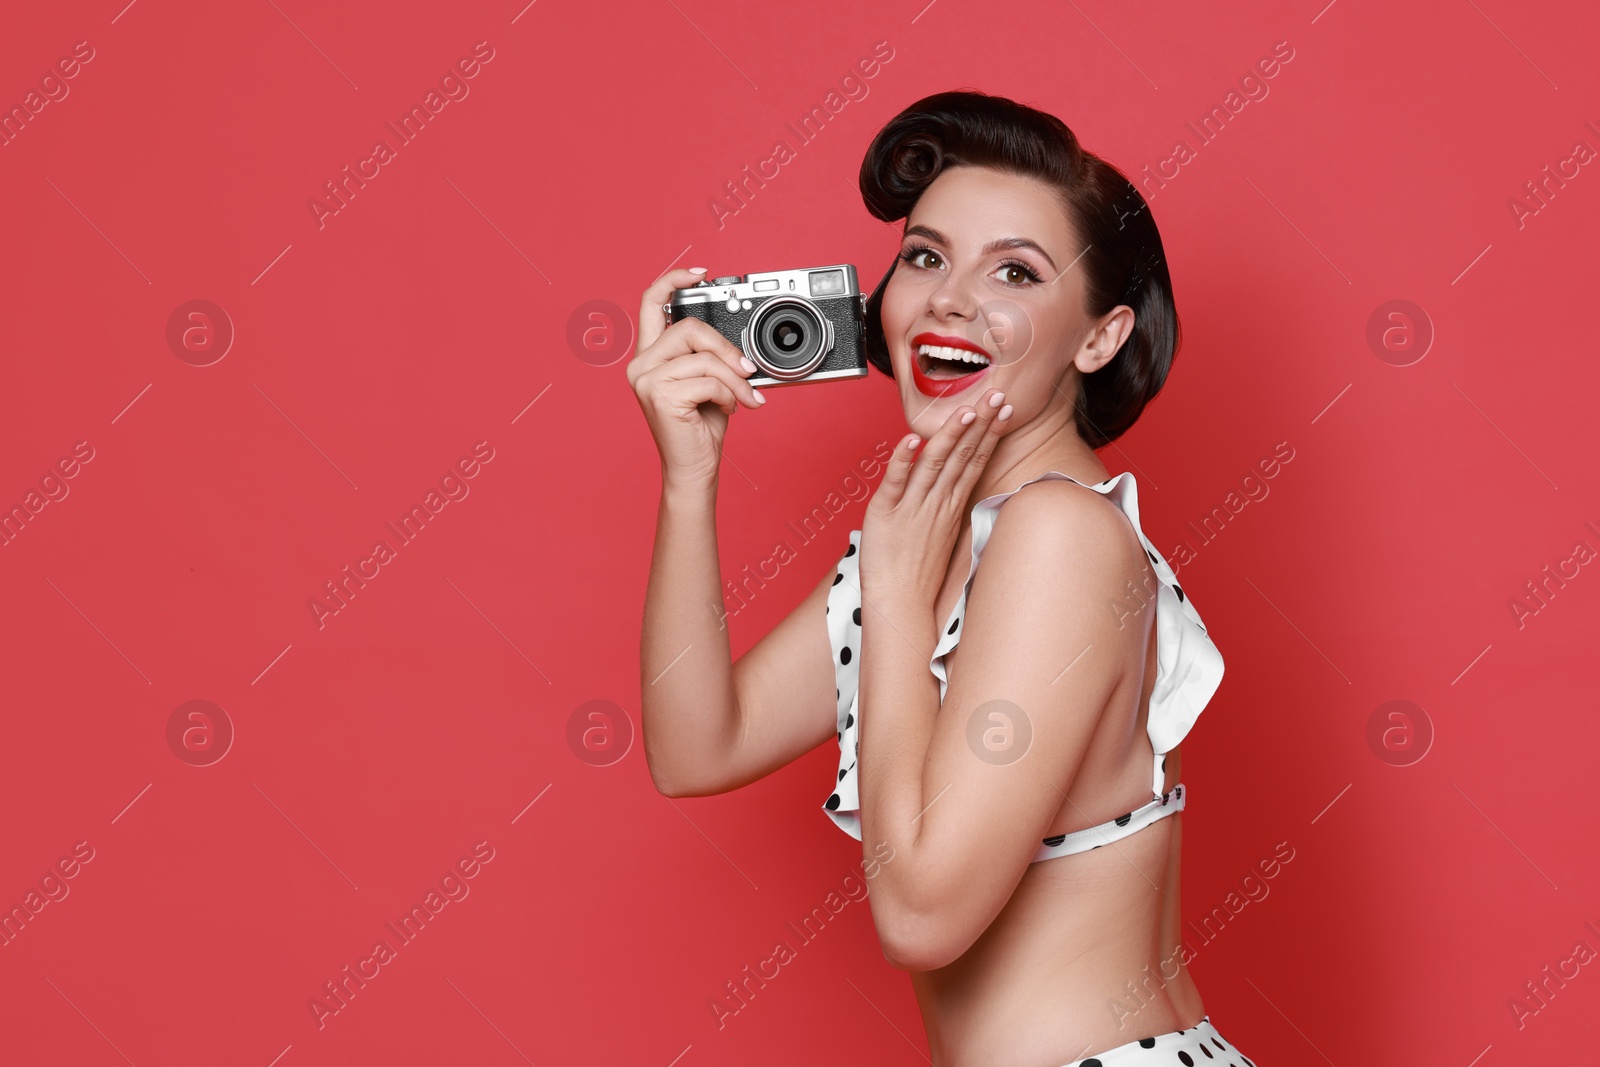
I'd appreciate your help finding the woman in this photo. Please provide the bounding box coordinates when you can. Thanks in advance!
[631,90,1256,1067]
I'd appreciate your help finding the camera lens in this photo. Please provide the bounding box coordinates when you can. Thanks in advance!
[745,297,830,380]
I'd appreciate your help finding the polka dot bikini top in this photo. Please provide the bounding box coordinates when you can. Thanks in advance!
[821,470,1225,862]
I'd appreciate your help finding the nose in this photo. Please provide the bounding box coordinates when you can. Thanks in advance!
[926,268,979,323]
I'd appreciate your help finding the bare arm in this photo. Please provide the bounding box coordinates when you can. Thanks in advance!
[639,478,840,797]
[629,267,840,798]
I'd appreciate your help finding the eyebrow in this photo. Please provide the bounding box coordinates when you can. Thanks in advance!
[902,224,1058,272]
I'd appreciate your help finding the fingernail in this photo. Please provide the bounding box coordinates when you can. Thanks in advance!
[689,267,707,274]
[754,390,766,405]
[998,404,1013,420]
[907,434,920,449]
[961,411,977,425]
[989,391,1006,407]
[740,356,757,374]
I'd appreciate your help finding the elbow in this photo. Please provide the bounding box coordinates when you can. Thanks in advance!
[871,897,962,972]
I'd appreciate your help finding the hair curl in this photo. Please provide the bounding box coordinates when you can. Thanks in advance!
[858,89,1180,448]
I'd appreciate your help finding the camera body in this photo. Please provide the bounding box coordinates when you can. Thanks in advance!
[665,264,868,387]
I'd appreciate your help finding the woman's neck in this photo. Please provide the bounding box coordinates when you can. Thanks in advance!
[962,408,1108,515]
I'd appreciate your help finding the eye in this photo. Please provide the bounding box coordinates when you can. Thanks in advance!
[899,243,942,270]
[996,259,1044,286]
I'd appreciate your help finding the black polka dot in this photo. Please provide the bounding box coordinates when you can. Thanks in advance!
[947,616,960,635]
[1083,1060,1102,1067]
[1139,1038,1156,1048]
[1179,1052,1194,1066]
[1162,755,1167,769]
[1114,812,1132,826]
[836,688,840,701]
[839,768,848,780]
[825,605,829,614]
[845,713,853,729]
[1174,584,1185,602]
[844,542,856,556]
[1147,549,1158,564]
[836,731,840,741]
[825,793,840,810]
[1200,1046,1213,1059]
[832,572,844,586]
[840,646,852,665]
[1043,833,1065,846]
[1212,1038,1228,1051]
[852,606,861,626]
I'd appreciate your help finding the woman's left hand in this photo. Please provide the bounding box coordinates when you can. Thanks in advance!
[859,387,1014,614]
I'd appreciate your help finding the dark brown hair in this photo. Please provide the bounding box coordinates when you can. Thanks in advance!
[858,89,1180,448]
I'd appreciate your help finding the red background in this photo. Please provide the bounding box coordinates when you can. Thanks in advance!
[2,0,1597,1063]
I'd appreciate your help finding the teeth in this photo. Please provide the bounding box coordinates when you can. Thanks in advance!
[918,344,990,366]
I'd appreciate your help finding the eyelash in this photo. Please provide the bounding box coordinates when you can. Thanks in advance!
[897,242,1044,286]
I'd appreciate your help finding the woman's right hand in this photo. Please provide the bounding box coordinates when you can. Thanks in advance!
[628,267,767,491]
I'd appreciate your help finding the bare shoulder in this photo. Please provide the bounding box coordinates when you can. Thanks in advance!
[983,477,1143,574]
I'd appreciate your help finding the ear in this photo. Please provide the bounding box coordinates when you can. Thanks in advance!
[1073,305,1135,375]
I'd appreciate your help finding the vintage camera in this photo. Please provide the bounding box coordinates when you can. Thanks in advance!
[665,264,867,387]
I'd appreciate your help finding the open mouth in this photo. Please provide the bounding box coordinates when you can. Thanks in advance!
[915,343,992,380]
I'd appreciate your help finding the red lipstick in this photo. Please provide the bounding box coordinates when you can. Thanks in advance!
[907,332,994,398]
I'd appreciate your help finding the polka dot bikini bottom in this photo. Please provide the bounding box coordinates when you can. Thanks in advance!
[1058,1015,1257,1067]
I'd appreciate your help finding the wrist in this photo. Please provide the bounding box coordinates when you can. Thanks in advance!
[660,471,718,508]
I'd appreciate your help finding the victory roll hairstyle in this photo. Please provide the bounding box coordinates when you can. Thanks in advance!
[858,89,1180,448]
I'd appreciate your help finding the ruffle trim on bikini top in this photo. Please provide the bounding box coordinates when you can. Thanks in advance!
[821,470,1225,841]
